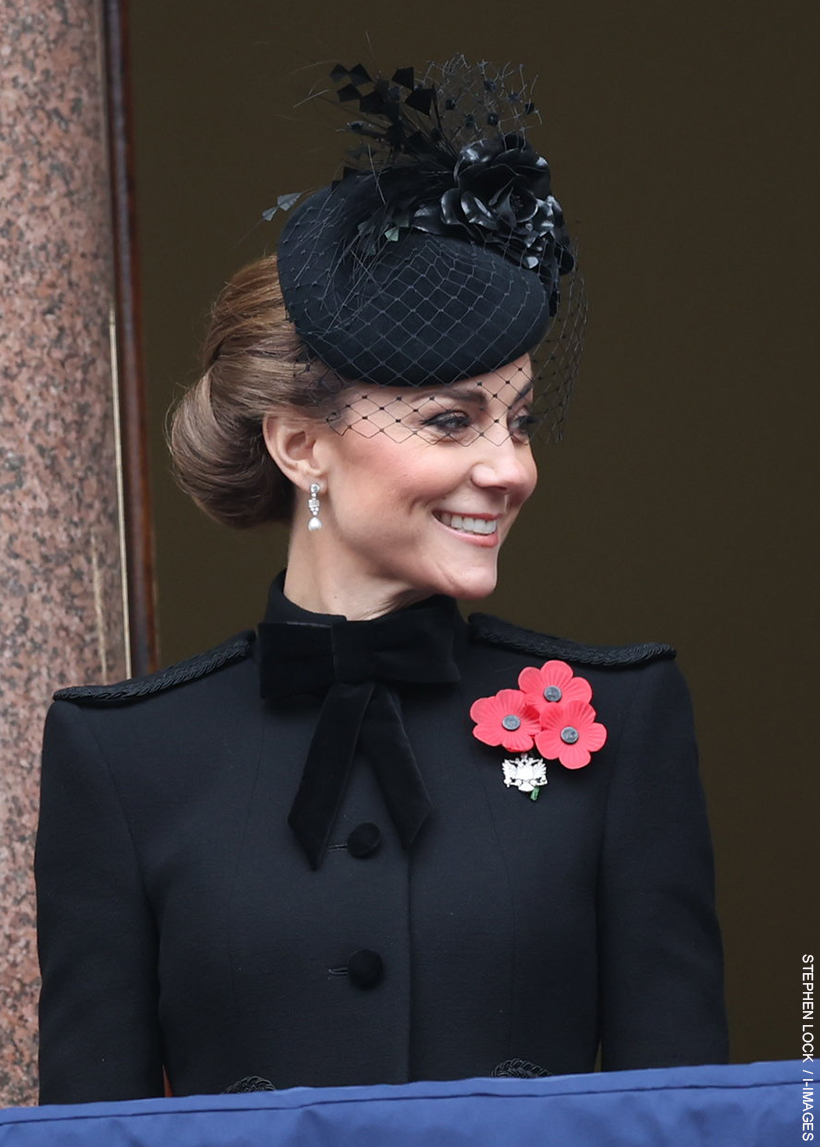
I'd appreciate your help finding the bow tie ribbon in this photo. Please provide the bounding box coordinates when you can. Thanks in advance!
[258,602,461,869]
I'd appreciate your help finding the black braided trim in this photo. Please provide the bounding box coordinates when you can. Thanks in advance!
[222,1075,276,1093]
[53,629,256,705]
[492,1057,553,1078]
[467,614,675,667]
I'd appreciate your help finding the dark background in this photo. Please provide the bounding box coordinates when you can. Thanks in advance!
[128,0,819,1066]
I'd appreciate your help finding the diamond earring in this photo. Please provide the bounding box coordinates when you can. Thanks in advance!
[307,482,323,532]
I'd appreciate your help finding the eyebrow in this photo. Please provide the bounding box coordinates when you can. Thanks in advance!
[409,378,535,409]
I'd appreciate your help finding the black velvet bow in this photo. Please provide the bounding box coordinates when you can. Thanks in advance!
[258,592,462,870]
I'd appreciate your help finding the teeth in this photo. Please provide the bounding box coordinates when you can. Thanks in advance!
[436,511,498,536]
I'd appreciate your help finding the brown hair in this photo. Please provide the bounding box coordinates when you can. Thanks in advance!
[168,255,343,528]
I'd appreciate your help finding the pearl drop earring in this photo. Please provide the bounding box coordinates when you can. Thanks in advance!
[307,482,323,532]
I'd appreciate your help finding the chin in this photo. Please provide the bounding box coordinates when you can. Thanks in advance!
[432,564,498,602]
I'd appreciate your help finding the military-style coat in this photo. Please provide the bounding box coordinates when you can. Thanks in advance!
[35,578,729,1105]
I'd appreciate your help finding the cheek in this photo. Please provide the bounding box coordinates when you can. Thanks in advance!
[329,433,485,526]
[330,449,422,531]
[350,446,458,507]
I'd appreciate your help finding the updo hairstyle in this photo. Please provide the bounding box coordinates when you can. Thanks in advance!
[168,255,342,528]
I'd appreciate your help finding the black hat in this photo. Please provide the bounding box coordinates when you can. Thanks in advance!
[269,57,584,442]
[270,58,584,437]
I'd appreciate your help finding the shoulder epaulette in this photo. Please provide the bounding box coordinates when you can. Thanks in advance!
[467,613,676,667]
[53,629,256,705]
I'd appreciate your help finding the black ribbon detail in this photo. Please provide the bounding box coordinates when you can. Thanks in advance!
[258,590,462,870]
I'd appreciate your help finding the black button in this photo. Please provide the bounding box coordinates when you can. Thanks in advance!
[347,822,382,858]
[347,949,383,989]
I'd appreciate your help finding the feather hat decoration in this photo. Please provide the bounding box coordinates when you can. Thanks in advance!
[327,57,574,302]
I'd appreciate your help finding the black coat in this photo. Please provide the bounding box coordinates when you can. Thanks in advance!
[35,579,729,1104]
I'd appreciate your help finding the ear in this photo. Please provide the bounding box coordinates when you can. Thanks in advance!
[262,413,327,493]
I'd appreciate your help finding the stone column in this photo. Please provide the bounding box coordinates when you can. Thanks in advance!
[0,0,127,1106]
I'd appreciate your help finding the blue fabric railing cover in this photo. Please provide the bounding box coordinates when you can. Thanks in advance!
[0,1060,802,1147]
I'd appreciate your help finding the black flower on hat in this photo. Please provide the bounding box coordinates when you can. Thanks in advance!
[410,133,574,311]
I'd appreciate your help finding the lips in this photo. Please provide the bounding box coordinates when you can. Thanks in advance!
[433,510,499,536]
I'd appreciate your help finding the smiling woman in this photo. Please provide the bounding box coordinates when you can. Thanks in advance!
[262,350,538,611]
[34,57,728,1104]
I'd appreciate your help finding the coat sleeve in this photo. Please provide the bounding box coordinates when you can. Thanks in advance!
[35,699,164,1103]
[596,658,729,1070]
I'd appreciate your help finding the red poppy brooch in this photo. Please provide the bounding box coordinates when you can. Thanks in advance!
[469,660,607,799]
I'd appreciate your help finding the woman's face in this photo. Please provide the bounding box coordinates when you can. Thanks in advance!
[311,356,538,602]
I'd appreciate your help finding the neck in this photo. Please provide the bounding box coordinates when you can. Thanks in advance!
[284,530,433,621]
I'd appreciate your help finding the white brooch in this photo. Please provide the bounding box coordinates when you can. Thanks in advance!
[501,754,548,801]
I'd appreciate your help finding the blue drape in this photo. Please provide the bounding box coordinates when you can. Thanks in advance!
[0,1061,803,1147]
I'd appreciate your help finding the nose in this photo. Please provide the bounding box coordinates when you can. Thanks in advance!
[469,433,537,500]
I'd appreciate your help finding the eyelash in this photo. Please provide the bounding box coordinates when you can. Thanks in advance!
[512,414,541,437]
[422,410,540,439]
[423,412,470,433]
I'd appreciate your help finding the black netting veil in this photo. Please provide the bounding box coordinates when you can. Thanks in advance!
[269,56,586,446]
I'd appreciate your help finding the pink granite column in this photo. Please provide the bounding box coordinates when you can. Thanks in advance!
[0,0,127,1106]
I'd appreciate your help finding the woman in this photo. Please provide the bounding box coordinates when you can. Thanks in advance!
[35,59,728,1104]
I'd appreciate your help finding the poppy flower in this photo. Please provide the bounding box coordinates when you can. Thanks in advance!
[518,659,592,714]
[535,699,607,769]
[470,689,541,753]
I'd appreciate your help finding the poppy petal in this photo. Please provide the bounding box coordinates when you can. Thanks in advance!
[472,722,504,747]
[496,688,527,710]
[564,677,593,704]
[470,696,502,723]
[559,743,591,769]
[501,728,536,753]
[584,722,608,751]
[534,728,563,759]
[542,660,573,688]
[537,704,568,734]
[517,666,544,694]
[563,699,597,725]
